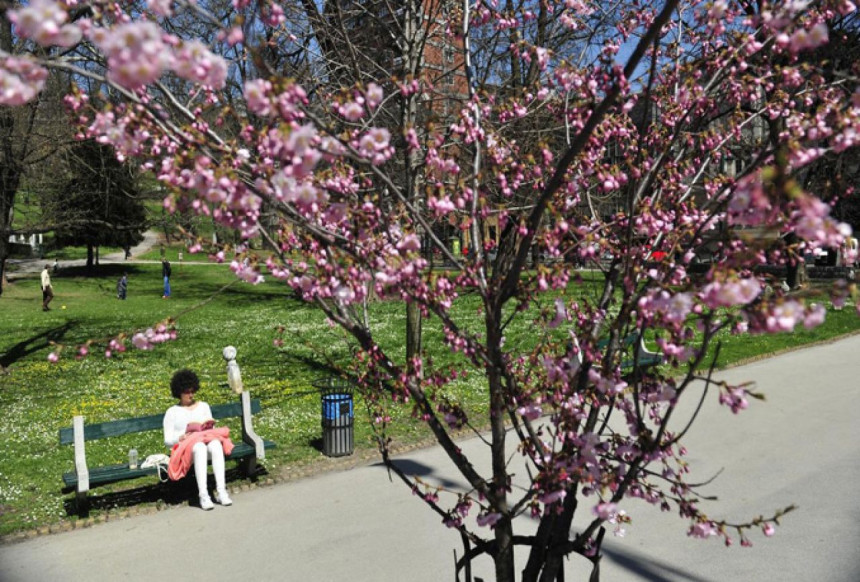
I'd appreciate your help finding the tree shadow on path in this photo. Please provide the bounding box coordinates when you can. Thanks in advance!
[599,544,715,582]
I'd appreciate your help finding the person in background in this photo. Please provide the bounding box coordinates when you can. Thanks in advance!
[162,258,172,299]
[117,272,128,300]
[162,369,233,510]
[41,264,54,311]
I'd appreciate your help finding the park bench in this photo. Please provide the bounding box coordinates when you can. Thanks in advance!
[610,332,662,373]
[59,391,275,514]
[574,331,662,375]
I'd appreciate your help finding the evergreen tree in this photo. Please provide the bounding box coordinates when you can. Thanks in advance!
[44,139,146,269]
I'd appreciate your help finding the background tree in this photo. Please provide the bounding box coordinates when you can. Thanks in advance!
[43,139,146,269]
[0,1,77,292]
[3,1,859,580]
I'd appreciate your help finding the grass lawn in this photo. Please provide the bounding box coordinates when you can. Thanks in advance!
[0,264,858,537]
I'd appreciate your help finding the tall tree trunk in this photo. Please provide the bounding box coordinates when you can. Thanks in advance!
[0,122,20,297]
[86,243,94,270]
[402,0,423,371]
[0,237,9,294]
[0,7,18,297]
[406,301,422,369]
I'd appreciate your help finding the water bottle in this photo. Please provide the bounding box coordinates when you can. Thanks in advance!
[129,448,138,469]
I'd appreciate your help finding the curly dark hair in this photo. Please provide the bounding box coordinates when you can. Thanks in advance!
[170,369,200,399]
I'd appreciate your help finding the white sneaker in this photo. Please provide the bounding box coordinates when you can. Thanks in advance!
[215,489,233,506]
[199,495,214,511]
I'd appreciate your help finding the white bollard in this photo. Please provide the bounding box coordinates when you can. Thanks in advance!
[223,346,244,394]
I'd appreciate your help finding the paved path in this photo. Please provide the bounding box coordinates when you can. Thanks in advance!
[1,336,859,581]
[7,230,163,277]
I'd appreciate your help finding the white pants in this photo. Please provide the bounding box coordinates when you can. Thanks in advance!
[192,440,226,498]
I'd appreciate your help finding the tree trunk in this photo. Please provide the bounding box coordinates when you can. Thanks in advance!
[0,238,8,296]
[405,301,422,373]
[86,244,94,271]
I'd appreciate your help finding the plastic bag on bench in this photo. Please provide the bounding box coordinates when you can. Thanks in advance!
[141,454,170,482]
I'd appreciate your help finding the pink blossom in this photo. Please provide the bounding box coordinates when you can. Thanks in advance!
[592,502,619,522]
[365,83,384,109]
[719,387,749,414]
[131,332,152,350]
[8,0,81,48]
[396,234,421,254]
[230,260,265,284]
[405,128,420,151]
[244,79,273,116]
[688,522,718,539]
[147,0,174,16]
[0,56,48,105]
[803,303,826,329]
[224,27,244,46]
[287,124,318,156]
[47,351,59,363]
[172,40,228,89]
[762,523,775,537]
[517,404,542,420]
[790,23,828,53]
[539,489,567,505]
[359,128,391,154]
[339,101,364,121]
[765,299,804,332]
[701,278,761,308]
[90,22,170,89]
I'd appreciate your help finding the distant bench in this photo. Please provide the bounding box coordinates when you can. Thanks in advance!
[609,332,662,372]
[59,391,276,515]
[574,332,662,374]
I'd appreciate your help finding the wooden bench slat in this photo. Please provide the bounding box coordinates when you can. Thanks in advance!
[61,440,277,489]
[59,399,264,445]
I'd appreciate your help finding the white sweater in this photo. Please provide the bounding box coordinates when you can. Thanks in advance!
[163,402,214,447]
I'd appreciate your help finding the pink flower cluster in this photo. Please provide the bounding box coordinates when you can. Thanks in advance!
[0,56,47,106]
[172,40,228,88]
[719,386,749,414]
[8,0,81,48]
[230,260,265,284]
[688,521,718,539]
[700,276,761,308]
[727,173,773,227]
[90,22,172,89]
[131,325,176,350]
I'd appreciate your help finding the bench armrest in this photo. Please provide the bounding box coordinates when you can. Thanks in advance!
[73,416,90,494]
[240,391,265,460]
[636,336,659,360]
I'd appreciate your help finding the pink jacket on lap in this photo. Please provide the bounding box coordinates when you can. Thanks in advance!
[168,427,235,481]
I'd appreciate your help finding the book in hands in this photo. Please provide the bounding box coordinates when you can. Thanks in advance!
[186,419,216,432]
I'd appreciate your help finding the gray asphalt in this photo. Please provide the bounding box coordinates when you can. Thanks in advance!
[1,335,859,581]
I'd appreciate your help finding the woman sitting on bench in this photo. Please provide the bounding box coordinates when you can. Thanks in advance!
[163,369,233,511]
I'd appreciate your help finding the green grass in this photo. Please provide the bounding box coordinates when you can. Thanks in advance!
[0,263,493,535]
[0,265,858,537]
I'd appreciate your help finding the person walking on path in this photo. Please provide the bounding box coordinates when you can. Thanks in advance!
[40,264,54,311]
[117,272,128,300]
[162,258,172,299]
